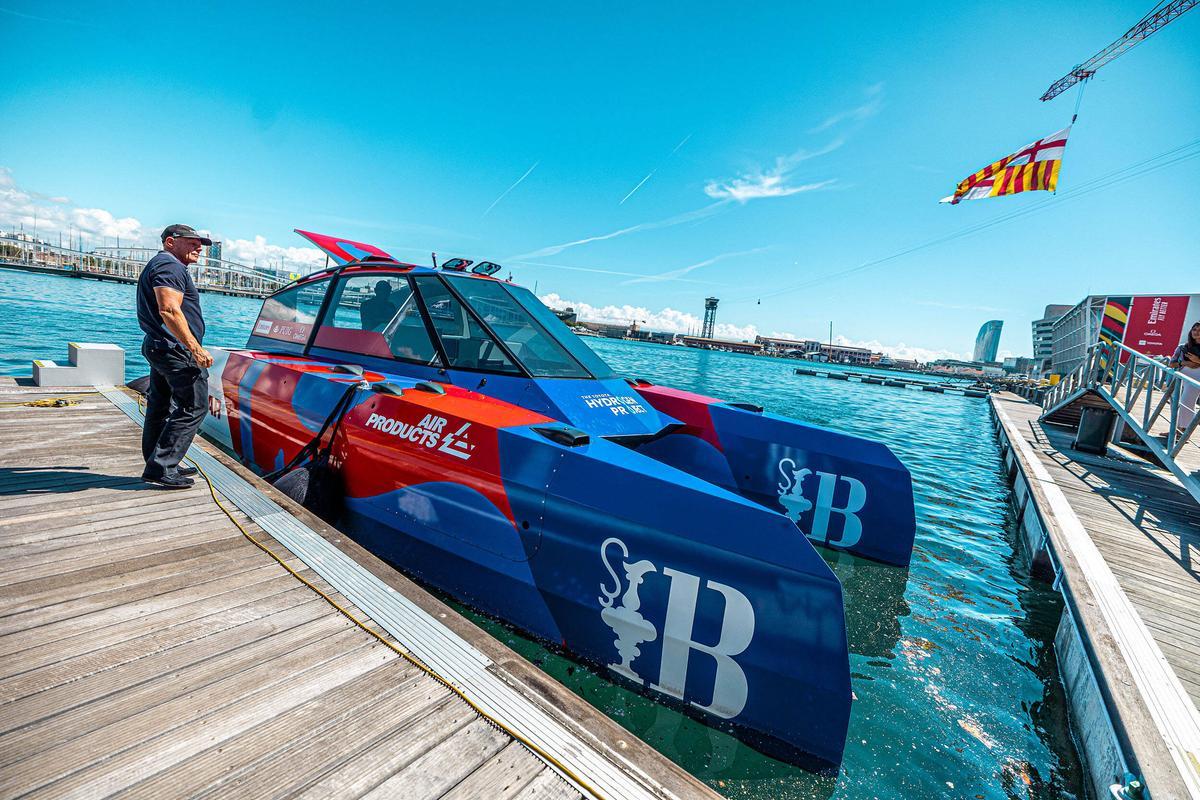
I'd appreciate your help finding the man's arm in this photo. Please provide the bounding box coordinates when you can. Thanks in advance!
[154,286,213,368]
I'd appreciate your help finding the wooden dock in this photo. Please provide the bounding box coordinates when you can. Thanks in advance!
[990,391,1200,799]
[0,379,720,800]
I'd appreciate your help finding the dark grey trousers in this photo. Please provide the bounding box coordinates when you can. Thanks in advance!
[141,338,208,479]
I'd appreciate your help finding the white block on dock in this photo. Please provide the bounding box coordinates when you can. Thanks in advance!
[33,342,125,387]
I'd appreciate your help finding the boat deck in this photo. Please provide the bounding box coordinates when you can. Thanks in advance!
[991,392,1200,797]
[0,380,717,800]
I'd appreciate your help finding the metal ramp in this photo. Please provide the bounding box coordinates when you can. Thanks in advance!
[1040,341,1200,505]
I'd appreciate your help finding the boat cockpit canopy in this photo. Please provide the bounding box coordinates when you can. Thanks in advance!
[247,265,616,380]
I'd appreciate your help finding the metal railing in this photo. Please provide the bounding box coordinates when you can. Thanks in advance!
[1042,339,1200,503]
[0,236,289,297]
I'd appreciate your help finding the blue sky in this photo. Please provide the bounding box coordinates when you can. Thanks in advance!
[2,1,1197,360]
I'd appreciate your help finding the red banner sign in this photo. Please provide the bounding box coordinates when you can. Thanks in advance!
[1121,295,1193,360]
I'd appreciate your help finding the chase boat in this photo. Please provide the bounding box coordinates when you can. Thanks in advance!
[198,230,917,769]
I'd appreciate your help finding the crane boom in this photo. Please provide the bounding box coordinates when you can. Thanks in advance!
[1040,0,1198,101]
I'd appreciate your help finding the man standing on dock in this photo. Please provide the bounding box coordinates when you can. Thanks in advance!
[135,224,214,489]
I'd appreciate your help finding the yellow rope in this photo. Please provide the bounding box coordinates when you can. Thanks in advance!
[0,392,100,408]
[185,456,608,800]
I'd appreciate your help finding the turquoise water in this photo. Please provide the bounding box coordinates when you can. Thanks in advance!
[0,268,1083,798]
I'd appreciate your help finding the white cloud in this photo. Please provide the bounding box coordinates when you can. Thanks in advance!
[832,334,967,363]
[541,292,710,336]
[71,207,142,240]
[223,235,327,271]
[0,167,149,245]
[621,247,766,285]
[809,83,884,134]
[510,202,726,261]
[703,139,842,204]
[704,176,836,203]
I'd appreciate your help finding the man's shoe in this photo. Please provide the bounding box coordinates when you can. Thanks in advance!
[176,465,199,477]
[142,473,195,490]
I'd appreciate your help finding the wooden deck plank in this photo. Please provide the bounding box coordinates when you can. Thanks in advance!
[292,696,478,800]
[358,718,511,800]
[0,561,303,654]
[144,666,439,799]
[0,544,301,625]
[0,574,312,680]
[0,590,318,704]
[516,768,586,800]
[440,740,551,800]
[0,599,332,734]
[15,642,396,799]
[0,616,357,769]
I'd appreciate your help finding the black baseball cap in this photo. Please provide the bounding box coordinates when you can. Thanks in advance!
[161,224,213,246]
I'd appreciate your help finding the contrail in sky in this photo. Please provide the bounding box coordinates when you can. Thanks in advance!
[618,133,692,205]
[483,161,539,217]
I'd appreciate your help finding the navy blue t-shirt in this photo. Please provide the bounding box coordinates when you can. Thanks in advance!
[136,251,205,345]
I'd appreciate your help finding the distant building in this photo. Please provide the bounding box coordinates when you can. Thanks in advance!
[973,320,1003,363]
[552,306,578,326]
[682,336,762,354]
[1031,304,1072,375]
[577,321,629,338]
[753,336,874,364]
[1002,356,1036,375]
[756,335,817,356]
[931,358,1002,377]
[202,240,222,264]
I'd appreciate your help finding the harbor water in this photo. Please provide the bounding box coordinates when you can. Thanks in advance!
[0,268,1084,798]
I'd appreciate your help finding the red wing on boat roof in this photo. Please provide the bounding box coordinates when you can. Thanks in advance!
[294,229,395,265]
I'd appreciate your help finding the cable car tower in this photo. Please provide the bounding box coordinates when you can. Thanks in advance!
[702,297,719,339]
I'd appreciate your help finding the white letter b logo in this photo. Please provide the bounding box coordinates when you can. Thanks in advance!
[808,472,867,548]
[650,568,755,720]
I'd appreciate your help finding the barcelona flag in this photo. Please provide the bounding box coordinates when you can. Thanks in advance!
[941,127,1070,204]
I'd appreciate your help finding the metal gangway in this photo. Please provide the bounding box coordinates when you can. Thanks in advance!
[1041,340,1200,504]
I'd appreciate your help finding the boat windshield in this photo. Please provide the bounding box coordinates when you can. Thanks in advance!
[498,282,617,379]
[444,276,615,379]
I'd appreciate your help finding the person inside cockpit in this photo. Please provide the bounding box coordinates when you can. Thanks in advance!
[360,280,399,331]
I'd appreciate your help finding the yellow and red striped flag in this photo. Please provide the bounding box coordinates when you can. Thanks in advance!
[941,127,1070,204]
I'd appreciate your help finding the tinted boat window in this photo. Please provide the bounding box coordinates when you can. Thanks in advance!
[313,275,440,364]
[445,276,590,379]
[251,278,331,345]
[413,277,521,374]
[500,283,617,379]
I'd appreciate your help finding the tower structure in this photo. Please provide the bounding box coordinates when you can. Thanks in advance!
[702,297,719,339]
[973,320,1003,363]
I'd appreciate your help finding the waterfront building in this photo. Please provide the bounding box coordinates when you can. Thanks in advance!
[1003,356,1036,375]
[755,335,818,356]
[576,321,629,338]
[931,358,1003,376]
[754,335,875,364]
[1050,293,1200,376]
[1032,304,1073,375]
[973,320,1004,363]
[202,240,222,265]
[681,335,763,354]
[552,306,578,326]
